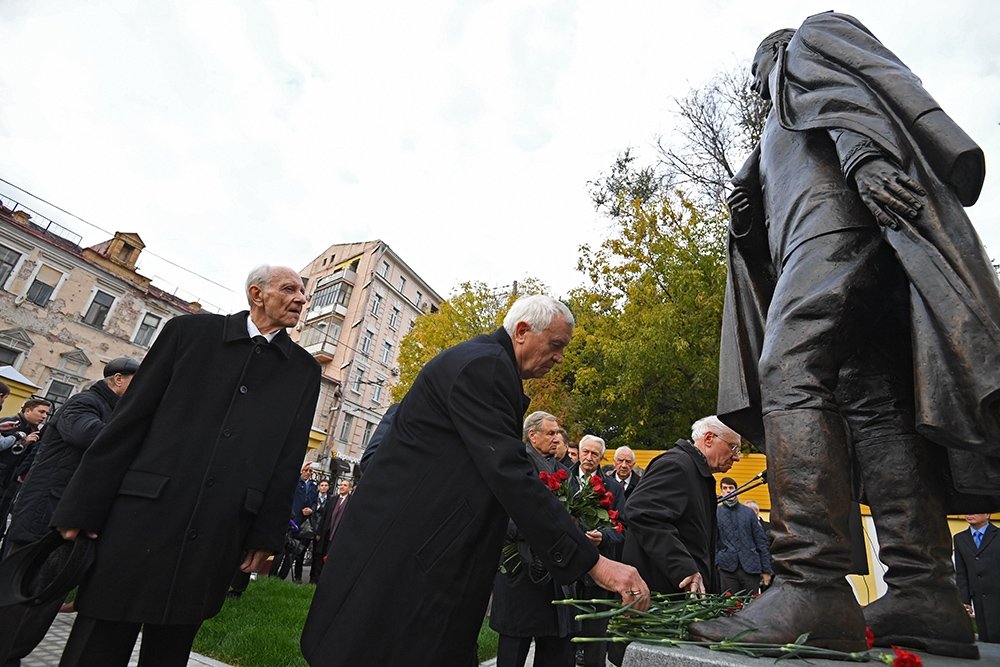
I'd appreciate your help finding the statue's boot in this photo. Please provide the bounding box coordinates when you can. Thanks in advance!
[857,436,978,659]
[689,409,866,652]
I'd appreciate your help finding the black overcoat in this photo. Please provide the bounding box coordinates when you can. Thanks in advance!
[954,523,1000,643]
[51,312,320,624]
[301,328,598,666]
[7,380,119,546]
[622,440,717,595]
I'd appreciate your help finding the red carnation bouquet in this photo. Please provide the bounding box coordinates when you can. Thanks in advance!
[499,468,623,577]
[539,468,623,534]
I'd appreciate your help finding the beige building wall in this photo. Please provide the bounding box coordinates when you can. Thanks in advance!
[0,202,199,410]
[296,240,442,466]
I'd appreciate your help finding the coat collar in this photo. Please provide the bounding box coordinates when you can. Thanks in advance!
[225,311,292,358]
[89,378,120,409]
[489,327,530,413]
[676,439,714,479]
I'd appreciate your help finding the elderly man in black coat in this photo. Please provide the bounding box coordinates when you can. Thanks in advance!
[0,357,138,665]
[623,416,742,596]
[301,295,649,667]
[51,265,321,667]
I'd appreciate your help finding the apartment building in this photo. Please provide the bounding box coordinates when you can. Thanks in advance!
[0,197,200,412]
[297,241,441,464]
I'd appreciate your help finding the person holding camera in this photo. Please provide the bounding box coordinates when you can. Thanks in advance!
[0,398,51,542]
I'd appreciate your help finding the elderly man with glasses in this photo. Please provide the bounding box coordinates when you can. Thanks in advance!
[622,416,742,597]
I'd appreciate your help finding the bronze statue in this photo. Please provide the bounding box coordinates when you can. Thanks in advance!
[690,12,1000,658]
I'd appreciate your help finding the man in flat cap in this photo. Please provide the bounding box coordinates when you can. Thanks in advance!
[0,356,139,664]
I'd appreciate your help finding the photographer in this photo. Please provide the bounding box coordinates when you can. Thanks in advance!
[0,398,51,542]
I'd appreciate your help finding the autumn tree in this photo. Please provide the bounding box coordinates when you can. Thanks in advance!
[391,278,573,419]
[556,189,728,448]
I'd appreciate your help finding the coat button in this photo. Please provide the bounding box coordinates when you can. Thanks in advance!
[255,347,262,355]
[239,385,248,394]
[206,478,215,487]
[188,529,198,540]
[223,429,232,438]
[553,551,563,563]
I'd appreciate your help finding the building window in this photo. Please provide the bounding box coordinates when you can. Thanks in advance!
[389,307,400,329]
[380,260,390,278]
[339,413,354,442]
[415,290,423,305]
[372,378,384,404]
[397,276,406,293]
[45,380,75,410]
[409,318,416,331]
[361,421,374,447]
[0,344,19,366]
[0,245,21,288]
[25,265,62,307]
[381,341,392,364]
[83,290,116,328]
[134,313,162,347]
[361,330,374,356]
[351,368,364,394]
[370,293,383,317]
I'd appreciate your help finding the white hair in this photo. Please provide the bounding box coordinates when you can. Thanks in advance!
[691,415,740,444]
[523,411,557,441]
[245,265,275,306]
[503,295,575,336]
[614,446,635,462]
[579,434,606,457]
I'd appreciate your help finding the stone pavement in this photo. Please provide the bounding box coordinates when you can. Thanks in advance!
[22,612,231,667]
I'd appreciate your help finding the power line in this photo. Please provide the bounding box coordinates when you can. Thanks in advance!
[0,176,235,294]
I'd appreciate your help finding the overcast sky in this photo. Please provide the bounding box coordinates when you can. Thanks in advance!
[1,1,997,313]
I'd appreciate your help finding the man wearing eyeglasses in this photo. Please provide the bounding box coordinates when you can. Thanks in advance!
[622,416,742,596]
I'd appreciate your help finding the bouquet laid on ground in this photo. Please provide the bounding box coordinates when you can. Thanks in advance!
[556,591,923,665]
[500,468,624,576]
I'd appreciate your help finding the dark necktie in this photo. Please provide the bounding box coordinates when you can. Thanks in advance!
[252,335,268,345]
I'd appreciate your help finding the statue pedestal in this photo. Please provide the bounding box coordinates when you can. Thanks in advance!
[622,641,999,666]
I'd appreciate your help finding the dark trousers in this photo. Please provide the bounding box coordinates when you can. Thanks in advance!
[309,538,326,583]
[0,540,65,665]
[496,634,573,667]
[269,539,307,581]
[58,615,200,667]
[575,583,612,667]
[718,566,762,595]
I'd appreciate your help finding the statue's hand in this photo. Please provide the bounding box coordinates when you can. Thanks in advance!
[727,186,753,235]
[853,158,926,230]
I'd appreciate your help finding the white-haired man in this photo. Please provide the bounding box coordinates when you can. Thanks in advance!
[610,446,640,499]
[52,265,321,666]
[623,416,741,596]
[571,434,625,667]
[302,295,649,667]
[490,411,573,667]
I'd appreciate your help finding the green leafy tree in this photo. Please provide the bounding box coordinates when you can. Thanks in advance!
[559,190,729,449]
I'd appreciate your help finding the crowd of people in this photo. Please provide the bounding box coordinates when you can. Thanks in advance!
[0,9,996,667]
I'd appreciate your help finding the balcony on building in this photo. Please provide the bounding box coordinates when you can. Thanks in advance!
[300,319,341,363]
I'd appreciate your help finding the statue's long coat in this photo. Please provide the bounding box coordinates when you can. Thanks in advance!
[52,312,321,623]
[718,12,1000,503]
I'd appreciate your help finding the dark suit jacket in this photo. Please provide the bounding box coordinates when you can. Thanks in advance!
[301,328,599,666]
[622,440,717,594]
[51,312,321,624]
[569,465,625,579]
[954,523,1000,643]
